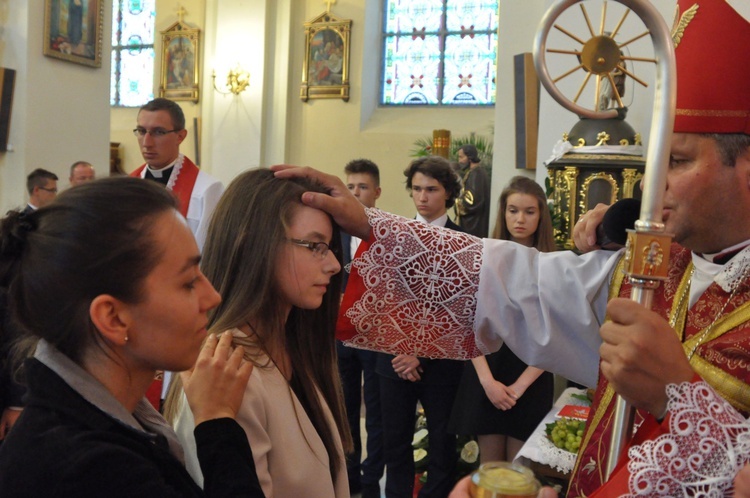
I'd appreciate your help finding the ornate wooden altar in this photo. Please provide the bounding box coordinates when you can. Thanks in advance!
[546,116,644,249]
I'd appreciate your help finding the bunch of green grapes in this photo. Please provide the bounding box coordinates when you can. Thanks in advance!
[545,418,585,454]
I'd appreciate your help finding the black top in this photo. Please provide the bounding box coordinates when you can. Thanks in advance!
[0,291,25,412]
[448,345,553,439]
[0,358,264,498]
[144,165,174,186]
[341,232,354,291]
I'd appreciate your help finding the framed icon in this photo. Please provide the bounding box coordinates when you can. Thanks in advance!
[44,0,104,68]
[301,12,351,102]
[159,20,201,102]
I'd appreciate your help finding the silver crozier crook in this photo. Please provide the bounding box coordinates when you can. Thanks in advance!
[533,0,676,480]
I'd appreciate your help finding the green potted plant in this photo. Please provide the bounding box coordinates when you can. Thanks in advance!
[411,131,494,181]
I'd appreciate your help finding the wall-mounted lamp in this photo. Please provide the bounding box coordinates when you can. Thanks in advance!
[212,64,250,95]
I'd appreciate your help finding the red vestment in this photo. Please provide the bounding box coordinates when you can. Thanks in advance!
[130,156,200,220]
[570,245,750,497]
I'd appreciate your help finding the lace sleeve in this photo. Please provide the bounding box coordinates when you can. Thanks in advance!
[340,208,484,359]
[625,380,750,496]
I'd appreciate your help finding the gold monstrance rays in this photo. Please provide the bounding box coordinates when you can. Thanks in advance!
[545,1,656,110]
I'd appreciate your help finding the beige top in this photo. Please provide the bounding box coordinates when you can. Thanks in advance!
[174,331,349,498]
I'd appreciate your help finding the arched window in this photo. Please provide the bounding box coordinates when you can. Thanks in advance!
[381,0,498,106]
[110,0,156,107]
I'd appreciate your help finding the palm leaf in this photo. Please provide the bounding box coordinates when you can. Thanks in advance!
[410,137,434,157]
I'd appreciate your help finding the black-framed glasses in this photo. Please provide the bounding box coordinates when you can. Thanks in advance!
[38,187,58,193]
[132,127,180,138]
[288,238,332,259]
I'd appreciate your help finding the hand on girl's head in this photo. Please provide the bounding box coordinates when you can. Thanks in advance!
[180,332,253,425]
[271,164,371,240]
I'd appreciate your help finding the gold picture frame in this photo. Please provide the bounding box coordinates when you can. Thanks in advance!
[300,11,351,102]
[159,20,201,102]
[43,0,104,68]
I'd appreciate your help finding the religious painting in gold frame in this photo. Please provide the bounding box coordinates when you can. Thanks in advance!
[159,20,201,102]
[43,0,104,68]
[300,11,351,102]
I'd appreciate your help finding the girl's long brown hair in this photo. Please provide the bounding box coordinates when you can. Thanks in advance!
[491,175,556,252]
[165,169,351,481]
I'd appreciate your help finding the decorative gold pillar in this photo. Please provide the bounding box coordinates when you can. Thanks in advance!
[432,129,451,158]
[621,168,644,198]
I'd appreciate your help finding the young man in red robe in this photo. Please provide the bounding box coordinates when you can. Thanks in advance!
[131,98,223,252]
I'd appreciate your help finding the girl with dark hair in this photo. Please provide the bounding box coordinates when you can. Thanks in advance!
[0,177,262,497]
[449,176,555,462]
[167,169,353,497]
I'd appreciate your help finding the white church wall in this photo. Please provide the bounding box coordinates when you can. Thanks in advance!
[0,0,111,212]
[200,0,267,185]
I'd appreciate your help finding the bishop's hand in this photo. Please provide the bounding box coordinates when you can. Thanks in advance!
[599,298,695,417]
[272,165,371,240]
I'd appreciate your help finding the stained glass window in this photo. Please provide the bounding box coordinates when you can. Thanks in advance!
[382,0,498,106]
[111,0,156,107]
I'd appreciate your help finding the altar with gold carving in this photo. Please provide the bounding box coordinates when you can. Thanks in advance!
[546,115,645,249]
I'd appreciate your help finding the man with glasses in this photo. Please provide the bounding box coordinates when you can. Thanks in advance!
[130,98,223,252]
[131,98,223,411]
[23,168,58,213]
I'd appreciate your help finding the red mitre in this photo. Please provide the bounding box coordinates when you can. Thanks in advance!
[674,0,750,134]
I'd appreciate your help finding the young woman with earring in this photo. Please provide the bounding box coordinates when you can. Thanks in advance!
[0,177,263,497]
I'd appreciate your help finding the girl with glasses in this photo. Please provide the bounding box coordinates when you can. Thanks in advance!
[166,169,352,497]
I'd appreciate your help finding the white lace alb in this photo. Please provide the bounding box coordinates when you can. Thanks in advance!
[717,244,750,293]
[164,153,185,192]
[343,209,484,359]
[625,381,750,496]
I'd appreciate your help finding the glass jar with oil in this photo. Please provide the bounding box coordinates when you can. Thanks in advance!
[469,461,541,498]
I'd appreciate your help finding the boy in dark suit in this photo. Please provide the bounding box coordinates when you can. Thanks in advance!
[377,156,465,498]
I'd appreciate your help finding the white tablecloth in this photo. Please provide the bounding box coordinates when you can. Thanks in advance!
[513,387,589,474]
